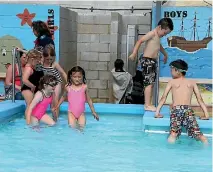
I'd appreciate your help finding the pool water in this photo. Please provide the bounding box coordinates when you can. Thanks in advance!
[0,112,211,172]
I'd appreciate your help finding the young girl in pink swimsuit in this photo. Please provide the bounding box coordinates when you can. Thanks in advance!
[54,66,99,130]
[26,75,57,126]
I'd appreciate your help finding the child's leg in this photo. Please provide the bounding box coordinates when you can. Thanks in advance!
[168,131,178,143]
[140,57,157,111]
[53,83,62,120]
[22,90,34,118]
[184,108,208,145]
[68,112,77,128]
[144,84,156,111]
[77,113,86,131]
[168,107,182,144]
[30,116,39,126]
[40,114,56,126]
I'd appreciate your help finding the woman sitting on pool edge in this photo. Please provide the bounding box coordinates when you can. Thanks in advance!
[155,59,209,145]
[53,66,99,131]
[26,75,57,126]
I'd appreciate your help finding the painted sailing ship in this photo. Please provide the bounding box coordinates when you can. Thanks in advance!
[167,12,212,52]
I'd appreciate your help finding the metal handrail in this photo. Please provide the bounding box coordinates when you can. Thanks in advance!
[66,6,151,13]
[11,48,16,102]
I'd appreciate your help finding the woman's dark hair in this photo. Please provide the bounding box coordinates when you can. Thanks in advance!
[19,49,26,57]
[67,66,86,85]
[38,75,57,90]
[32,20,51,38]
[158,18,174,31]
[169,59,188,76]
[43,44,56,58]
[114,59,125,72]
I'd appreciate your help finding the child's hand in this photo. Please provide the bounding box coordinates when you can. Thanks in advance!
[16,46,23,51]
[31,85,36,93]
[51,106,58,112]
[93,112,99,121]
[154,113,163,118]
[129,53,136,61]
[199,116,209,120]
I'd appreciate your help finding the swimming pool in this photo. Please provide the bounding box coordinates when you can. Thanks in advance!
[0,101,212,172]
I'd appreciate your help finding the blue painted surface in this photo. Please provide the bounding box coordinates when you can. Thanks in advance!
[0,4,60,60]
[152,6,212,79]
[143,108,212,129]
[0,101,211,133]
[0,100,25,122]
[160,48,212,78]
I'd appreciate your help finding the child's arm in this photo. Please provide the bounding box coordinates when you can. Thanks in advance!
[53,62,67,82]
[129,31,155,61]
[85,85,99,121]
[155,81,172,118]
[193,82,209,119]
[160,44,168,64]
[52,86,68,111]
[16,47,28,53]
[25,91,43,124]
[5,65,21,90]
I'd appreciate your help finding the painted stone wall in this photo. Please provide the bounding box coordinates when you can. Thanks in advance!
[0,4,59,74]
[0,3,151,103]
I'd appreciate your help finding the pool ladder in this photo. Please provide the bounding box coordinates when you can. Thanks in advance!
[11,48,23,103]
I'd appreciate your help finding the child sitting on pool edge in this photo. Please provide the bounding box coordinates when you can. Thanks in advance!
[26,75,57,126]
[155,59,209,145]
[53,66,99,130]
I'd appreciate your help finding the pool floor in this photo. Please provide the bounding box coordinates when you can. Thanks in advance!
[0,112,211,172]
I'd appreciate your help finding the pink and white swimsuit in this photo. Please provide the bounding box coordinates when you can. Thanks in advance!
[32,91,53,120]
[68,84,86,119]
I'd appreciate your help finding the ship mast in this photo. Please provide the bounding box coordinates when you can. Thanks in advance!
[193,12,197,41]
[180,16,184,37]
[207,17,212,37]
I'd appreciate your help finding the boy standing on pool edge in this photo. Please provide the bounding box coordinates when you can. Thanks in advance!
[155,59,209,145]
[129,18,174,111]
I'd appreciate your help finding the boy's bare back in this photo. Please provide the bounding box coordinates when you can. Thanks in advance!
[169,78,196,106]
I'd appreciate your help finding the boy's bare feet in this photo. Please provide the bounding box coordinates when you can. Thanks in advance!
[145,105,156,111]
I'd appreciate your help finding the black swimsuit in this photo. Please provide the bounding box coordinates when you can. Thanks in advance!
[21,66,44,93]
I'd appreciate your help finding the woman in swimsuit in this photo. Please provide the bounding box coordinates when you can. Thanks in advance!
[5,50,27,100]
[53,66,99,130]
[26,75,57,126]
[21,49,44,113]
[41,44,67,121]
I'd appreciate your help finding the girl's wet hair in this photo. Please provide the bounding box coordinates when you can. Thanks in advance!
[32,20,51,38]
[114,59,125,72]
[67,66,86,85]
[43,44,56,58]
[27,49,42,61]
[38,74,57,90]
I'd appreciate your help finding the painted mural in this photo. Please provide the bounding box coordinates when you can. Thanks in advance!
[0,4,59,97]
[152,6,212,106]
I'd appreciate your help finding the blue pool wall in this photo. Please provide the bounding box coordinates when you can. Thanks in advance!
[0,100,212,134]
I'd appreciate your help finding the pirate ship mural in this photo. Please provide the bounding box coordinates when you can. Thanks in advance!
[152,6,212,107]
[167,12,212,52]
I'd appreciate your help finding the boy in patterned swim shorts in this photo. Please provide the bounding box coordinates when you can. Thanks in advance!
[155,59,209,145]
[129,18,174,111]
